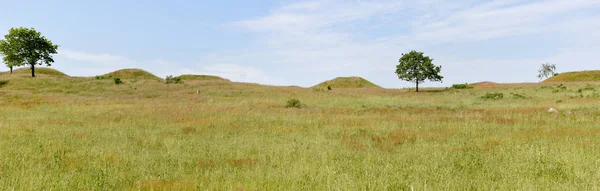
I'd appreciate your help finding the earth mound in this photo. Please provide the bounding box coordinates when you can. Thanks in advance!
[313,77,381,88]
[544,70,600,82]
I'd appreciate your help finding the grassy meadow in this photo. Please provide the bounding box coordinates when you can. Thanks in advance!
[1,69,600,190]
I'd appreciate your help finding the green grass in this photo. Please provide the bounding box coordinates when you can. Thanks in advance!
[177,74,230,82]
[101,68,161,81]
[1,72,600,190]
[313,77,381,89]
[545,70,600,82]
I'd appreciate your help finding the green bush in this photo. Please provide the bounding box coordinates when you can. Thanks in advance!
[578,84,595,92]
[285,98,302,108]
[552,84,567,93]
[95,75,112,80]
[113,77,123,85]
[510,93,529,99]
[451,83,474,89]
[481,92,504,100]
[165,75,183,84]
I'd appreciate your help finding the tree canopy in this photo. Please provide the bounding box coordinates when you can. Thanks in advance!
[0,27,58,77]
[395,50,443,92]
[537,62,556,83]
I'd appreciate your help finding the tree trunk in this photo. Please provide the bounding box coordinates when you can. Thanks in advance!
[31,64,35,77]
[416,81,419,92]
[9,66,12,74]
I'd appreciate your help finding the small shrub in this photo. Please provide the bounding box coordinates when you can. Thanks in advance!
[588,92,600,98]
[327,85,332,91]
[95,75,112,80]
[569,94,585,99]
[312,88,326,92]
[285,98,302,108]
[510,93,528,99]
[481,92,504,100]
[578,84,595,92]
[556,100,563,103]
[113,77,123,85]
[165,75,183,84]
[451,83,474,89]
[552,84,567,93]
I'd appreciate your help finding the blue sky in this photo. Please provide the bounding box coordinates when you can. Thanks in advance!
[1,0,599,88]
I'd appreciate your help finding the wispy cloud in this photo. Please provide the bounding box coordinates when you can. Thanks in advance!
[228,0,600,87]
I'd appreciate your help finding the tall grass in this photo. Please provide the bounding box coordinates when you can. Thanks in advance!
[1,74,600,190]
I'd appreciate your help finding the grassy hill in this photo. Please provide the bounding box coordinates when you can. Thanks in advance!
[544,70,600,82]
[176,74,230,81]
[0,67,68,77]
[101,68,161,80]
[314,77,381,88]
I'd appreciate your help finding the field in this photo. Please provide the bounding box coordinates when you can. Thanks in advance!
[1,69,600,190]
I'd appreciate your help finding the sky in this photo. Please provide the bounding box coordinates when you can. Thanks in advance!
[0,0,599,88]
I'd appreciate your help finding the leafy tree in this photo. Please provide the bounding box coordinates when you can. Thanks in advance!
[6,61,15,74]
[395,50,443,92]
[537,62,556,83]
[0,27,58,77]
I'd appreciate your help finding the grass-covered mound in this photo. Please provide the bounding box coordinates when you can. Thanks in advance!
[544,70,600,82]
[176,74,230,82]
[471,81,498,88]
[314,77,381,88]
[102,68,161,80]
[0,67,68,77]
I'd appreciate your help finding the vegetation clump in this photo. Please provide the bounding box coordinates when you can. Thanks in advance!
[113,77,123,85]
[285,98,302,108]
[481,92,504,100]
[510,93,529,99]
[451,83,474,89]
[577,84,596,92]
[165,75,183,84]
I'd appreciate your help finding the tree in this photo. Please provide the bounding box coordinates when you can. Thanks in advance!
[395,50,443,92]
[537,62,556,83]
[7,61,14,74]
[0,27,58,77]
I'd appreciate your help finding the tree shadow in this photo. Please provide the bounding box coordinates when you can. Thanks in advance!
[0,80,8,88]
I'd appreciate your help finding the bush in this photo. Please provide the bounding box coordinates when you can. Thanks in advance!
[552,84,567,93]
[285,98,302,108]
[165,75,183,84]
[481,92,504,100]
[510,93,529,99]
[95,75,112,80]
[451,83,474,89]
[578,84,595,92]
[113,77,123,85]
[327,85,332,91]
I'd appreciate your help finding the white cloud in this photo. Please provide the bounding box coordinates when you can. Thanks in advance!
[227,0,600,88]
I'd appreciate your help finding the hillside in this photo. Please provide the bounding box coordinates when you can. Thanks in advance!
[544,70,600,82]
[313,77,381,88]
[102,68,161,80]
[0,67,68,77]
[177,74,230,81]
